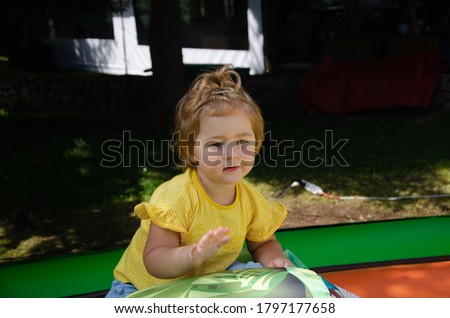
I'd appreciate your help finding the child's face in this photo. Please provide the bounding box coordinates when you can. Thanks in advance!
[193,109,256,187]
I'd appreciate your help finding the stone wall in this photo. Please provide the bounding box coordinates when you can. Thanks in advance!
[0,69,158,111]
[0,68,301,113]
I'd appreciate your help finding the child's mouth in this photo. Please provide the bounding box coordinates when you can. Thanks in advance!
[223,166,239,172]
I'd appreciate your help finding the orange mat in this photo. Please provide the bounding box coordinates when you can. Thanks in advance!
[320,261,450,298]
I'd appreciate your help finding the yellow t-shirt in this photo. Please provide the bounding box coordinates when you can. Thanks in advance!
[113,169,287,290]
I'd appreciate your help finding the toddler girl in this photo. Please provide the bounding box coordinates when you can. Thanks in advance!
[106,65,293,297]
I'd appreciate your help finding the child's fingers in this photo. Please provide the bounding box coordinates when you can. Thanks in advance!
[210,227,227,239]
[198,231,219,250]
[196,227,231,252]
[191,243,201,253]
[212,227,231,246]
[190,228,232,267]
[267,258,294,268]
[221,235,232,243]
[214,227,230,238]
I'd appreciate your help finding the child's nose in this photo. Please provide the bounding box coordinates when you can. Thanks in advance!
[225,143,238,159]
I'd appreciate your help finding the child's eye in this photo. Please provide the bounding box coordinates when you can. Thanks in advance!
[207,142,223,149]
[237,140,248,145]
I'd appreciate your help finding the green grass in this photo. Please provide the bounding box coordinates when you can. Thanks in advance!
[1,105,449,264]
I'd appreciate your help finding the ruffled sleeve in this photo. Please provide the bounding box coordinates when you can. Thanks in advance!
[246,201,287,242]
[134,202,151,220]
[133,171,195,235]
[134,198,190,235]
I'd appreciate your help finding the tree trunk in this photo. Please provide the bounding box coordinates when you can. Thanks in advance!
[149,0,185,120]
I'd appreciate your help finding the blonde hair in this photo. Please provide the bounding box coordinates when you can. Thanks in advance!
[173,65,264,169]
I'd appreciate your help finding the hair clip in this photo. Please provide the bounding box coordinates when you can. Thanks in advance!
[212,87,235,95]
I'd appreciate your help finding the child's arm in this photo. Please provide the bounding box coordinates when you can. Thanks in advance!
[247,235,293,267]
[143,223,231,279]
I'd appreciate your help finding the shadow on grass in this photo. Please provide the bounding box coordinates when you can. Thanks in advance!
[0,110,178,263]
[250,107,450,212]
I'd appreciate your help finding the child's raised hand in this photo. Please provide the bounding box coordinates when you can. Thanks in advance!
[189,227,231,267]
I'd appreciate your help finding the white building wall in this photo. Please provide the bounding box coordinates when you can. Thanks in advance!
[52,1,264,75]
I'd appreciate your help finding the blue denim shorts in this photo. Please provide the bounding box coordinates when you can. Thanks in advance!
[104,279,138,298]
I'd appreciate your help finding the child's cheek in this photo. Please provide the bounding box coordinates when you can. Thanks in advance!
[240,146,256,166]
[202,153,223,167]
